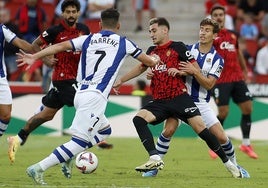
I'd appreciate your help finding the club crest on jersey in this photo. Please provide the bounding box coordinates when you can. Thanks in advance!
[206,58,212,63]
[166,50,171,57]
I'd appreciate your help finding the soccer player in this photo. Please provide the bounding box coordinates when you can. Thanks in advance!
[7,0,89,169]
[210,5,258,159]
[0,24,33,138]
[17,8,159,185]
[141,18,249,178]
[113,17,242,178]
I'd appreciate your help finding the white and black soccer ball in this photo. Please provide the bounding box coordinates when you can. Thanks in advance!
[75,151,98,174]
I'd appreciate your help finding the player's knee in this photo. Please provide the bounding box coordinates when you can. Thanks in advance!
[0,113,11,123]
[133,116,147,127]
[162,126,176,138]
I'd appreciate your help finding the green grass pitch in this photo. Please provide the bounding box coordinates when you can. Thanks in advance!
[0,135,268,188]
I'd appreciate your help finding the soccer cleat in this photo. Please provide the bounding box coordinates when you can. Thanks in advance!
[224,160,241,178]
[135,159,164,172]
[26,164,47,185]
[237,165,250,178]
[208,149,218,159]
[142,169,159,177]
[7,136,20,164]
[239,145,258,159]
[61,158,74,179]
[97,141,113,149]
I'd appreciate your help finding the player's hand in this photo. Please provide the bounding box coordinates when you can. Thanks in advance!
[179,61,198,75]
[146,69,154,80]
[16,49,36,70]
[168,68,180,77]
[112,79,123,95]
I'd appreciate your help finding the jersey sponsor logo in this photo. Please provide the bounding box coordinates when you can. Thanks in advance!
[219,42,235,52]
[151,63,168,73]
[184,106,198,113]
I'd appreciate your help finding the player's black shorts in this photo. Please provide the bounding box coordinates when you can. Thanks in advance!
[141,93,201,125]
[212,80,253,106]
[42,79,77,109]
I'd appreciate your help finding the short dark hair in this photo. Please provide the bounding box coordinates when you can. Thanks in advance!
[137,80,146,90]
[210,4,225,15]
[149,17,170,30]
[200,18,220,33]
[61,0,80,12]
[101,8,120,28]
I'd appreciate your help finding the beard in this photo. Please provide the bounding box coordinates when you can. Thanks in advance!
[66,18,76,26]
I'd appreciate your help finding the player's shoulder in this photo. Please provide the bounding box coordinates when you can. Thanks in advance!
[76,23,90,33]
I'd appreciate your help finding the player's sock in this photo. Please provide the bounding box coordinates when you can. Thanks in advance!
[0,120,8,137]
[133,116,158,156]
[18,129,29,145]
[221,139,237,166]
[240,114,251,140]
[39,137,87,171]
[156,133,171,159]
[198,128,228,163]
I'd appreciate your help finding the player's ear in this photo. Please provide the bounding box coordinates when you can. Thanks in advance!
[116,22,120,30]
[99,21,103,30]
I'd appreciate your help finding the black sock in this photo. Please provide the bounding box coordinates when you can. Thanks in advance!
[133,116,158,156]
[198,128,228,163]
[18,129,29,145]
[241,114,251,139]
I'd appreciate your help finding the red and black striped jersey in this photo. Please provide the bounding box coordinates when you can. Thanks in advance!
[40,20,90,81]
[146,41,195,100]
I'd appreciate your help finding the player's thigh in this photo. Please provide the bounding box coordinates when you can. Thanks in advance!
[71,91,106,141]
[195,102,219,129]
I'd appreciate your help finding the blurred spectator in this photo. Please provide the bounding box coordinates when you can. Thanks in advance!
[255,40,268,75]
[240,12,259,40]
[237,0,265,26]
[55,0,87,23]
[14,0,47,82]
[261,1,268,38]
[131,79,147,96]
[134,0,157,32]
[0,8,22,81]
[85,0,115,33]
[15,0,47,43]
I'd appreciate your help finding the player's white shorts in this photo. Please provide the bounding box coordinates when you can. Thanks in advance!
[0,78,12,105]
[69,89,109,142]
[195,101,219,129]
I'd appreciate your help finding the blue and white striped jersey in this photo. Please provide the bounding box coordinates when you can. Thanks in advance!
[0,24,16,78]
[71,30,142,99]
[186,43,224,102]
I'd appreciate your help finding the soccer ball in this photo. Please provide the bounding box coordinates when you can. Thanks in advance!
[75,151,98,174]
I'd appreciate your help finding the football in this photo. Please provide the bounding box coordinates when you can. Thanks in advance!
[75,151,98,174]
